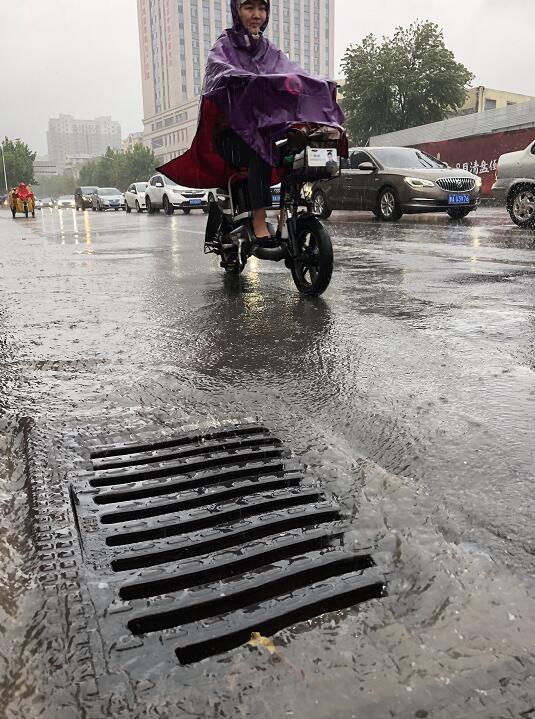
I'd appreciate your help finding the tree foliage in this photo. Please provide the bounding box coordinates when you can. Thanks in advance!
[34,175,77,198]
[1,137,36,190]
[79,144,156,190]
[341,21,474,145]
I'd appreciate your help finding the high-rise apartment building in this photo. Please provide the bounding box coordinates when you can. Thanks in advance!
[137,0,335,164]
[47,114,122,174]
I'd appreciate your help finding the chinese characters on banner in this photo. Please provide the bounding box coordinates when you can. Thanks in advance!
[455,159,498,176]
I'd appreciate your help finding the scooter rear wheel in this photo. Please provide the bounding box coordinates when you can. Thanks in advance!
[290,216,333,296]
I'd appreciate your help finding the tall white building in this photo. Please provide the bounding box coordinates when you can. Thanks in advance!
[137,0,335,164]
[47,114,122,174]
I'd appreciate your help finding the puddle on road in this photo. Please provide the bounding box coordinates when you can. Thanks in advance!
[0,418,46,718]
[1,208,535,715]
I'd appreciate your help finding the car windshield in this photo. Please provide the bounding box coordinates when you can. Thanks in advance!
[135,183,148,191]
[81,187,96,194]
[99,188,121,195]
[371,148,446,169]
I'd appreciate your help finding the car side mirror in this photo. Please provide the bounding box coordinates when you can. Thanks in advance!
[132,188,137,194]
[358,162,376,172]
[155,181,164,188]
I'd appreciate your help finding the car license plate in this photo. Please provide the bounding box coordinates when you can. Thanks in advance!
[448,193,470,205]
[272,195,281,203]
[189,199,202,205]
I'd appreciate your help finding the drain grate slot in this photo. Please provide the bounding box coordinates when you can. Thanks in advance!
[90,447,284,488]
[105,490,324,547]
[92,433,281,471]
[173,570,385,664]
[111,506,342,571]
[90,423,268,459]
[73,421,386,666]
[119,527,346,600]
[93,459,291,504]
[100,474,304,524]
[128,551,374,634]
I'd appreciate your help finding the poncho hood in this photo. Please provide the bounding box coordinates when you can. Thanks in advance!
[229,0,270,53]
[158,0,344,189]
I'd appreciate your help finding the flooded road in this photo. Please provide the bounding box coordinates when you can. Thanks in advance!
[1,205,534,718]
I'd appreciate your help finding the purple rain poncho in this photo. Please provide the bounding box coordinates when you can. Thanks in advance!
[158,0,345,189]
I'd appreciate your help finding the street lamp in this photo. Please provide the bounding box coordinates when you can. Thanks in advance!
[0,142,8,194]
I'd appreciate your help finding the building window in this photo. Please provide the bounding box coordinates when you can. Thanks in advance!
[484,98,497,110]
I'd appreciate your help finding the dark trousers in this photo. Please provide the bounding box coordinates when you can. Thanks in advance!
[215,129,272,210]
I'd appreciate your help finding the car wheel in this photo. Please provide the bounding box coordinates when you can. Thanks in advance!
[183,208,191,215]
[312,190,332,219]
[163,195,174,215]
[92,204,96,211]
[377,187,403,221]
[146,196,156,215]
[136,200,143,213]
[447,207,472,220]
[125,202,131,213]
[507,184,535,228]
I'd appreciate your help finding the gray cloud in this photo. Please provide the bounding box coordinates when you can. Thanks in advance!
[0,0,142,155]
[1,0,532,156]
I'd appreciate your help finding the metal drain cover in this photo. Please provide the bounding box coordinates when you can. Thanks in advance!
[69,421,385,665]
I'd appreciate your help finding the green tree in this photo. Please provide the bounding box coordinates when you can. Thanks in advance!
[1,137,36,190]
[78,144,156,191]
[33,175,77,198]
[341,21,474,145]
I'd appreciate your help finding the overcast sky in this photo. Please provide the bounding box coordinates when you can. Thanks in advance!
[1,0,533,156]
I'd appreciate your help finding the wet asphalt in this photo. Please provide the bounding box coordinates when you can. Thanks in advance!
[1,204,535,717]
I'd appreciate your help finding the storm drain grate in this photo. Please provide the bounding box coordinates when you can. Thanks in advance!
[73,422,385,664]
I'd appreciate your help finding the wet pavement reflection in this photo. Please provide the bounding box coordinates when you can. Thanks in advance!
[1,206,535,717]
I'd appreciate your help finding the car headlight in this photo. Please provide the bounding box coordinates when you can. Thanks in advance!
[475,177,482,188]
[404,177,435,188]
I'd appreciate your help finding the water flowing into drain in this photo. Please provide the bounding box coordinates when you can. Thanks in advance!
[71,421,386,664]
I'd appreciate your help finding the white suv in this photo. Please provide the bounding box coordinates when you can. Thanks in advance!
[145,173,215,215]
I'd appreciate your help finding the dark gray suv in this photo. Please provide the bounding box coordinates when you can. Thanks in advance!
[75,186,97,211]
[308,146,481,222]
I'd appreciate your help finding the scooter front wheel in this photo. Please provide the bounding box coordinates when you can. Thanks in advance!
[290,216,333,296]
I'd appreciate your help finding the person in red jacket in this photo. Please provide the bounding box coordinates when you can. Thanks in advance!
[15,182,33,201]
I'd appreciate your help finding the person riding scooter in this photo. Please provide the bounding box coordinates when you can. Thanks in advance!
[158,0,344,244]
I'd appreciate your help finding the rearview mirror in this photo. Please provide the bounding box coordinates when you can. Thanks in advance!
[358,162,376,172]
